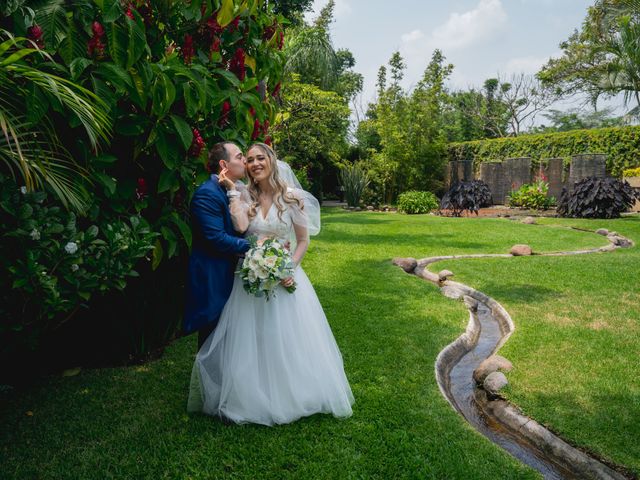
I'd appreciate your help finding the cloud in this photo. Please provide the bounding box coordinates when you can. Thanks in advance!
[503,54,557,75]
[401,30,425,44]
[428,0,507,51]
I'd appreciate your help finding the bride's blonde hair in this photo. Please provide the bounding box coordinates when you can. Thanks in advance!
[246,143,302,222]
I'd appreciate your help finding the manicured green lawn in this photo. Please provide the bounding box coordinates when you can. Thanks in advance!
[436,215,640,475]
[1,210,636,479]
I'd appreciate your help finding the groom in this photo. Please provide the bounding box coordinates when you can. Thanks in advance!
[183,141,250,349]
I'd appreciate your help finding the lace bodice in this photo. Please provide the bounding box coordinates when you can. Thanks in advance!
[247,202,294,242]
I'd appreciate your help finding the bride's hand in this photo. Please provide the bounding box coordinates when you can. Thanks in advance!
[218,168,236,191]
[280,277,294,288]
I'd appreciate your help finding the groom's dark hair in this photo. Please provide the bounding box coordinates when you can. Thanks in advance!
[207,141,234,173]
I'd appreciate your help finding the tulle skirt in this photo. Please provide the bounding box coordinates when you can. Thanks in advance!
[187,267,354,426]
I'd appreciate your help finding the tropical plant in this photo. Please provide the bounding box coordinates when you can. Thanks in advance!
[440,180,492,216]
[397,191,439,214]
[339,163,369,207]
[557,176,639,218]
[508,179,555,210]
[0,29,111,212]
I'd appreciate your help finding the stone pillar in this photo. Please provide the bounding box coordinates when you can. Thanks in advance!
[568,154,606,189]
[502,157,532,196]
[446,160,474,188]
[479,162,505,205]
[542,158,565,201]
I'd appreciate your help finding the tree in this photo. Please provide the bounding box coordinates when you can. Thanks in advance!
[499,73,558,135]
[366,50,452,201]
[272,75,350,199]
[539,0,640,114]
[0,30,111,212]
[531,107,626,132]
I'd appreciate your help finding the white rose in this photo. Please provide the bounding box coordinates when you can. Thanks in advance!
[247,269,257,283]
[264,256,277,268]
[256,267,269,280]
[71,264,79,272]
[64,242,78,254]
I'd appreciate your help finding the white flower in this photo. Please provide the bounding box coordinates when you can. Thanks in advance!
[71,264,79,272]
[20,186,27,194]
[264,255,277,268]
[30,229,40,240]
[256,267,269,280]
[247,270,257,283]
[64,242,78,254]
[272,241,281,250]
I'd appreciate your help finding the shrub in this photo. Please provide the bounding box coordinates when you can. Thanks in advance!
[440,180,492,216]
[397,191,439,214]
[508,180,555,210]
[0,175,156,361]
[448,126,640,176]
[557,176,639,218]
[339,164,370,207]
[623,167,640,177]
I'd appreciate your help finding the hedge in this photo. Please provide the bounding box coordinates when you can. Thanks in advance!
[447,126,640,176]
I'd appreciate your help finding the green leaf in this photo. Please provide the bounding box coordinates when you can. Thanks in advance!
[19,203,33,219]
[183,82,200,117]
[94,172,117,195]
[69,58,93,81]
[115,114,150,136]
[152,73,176,117]
[26,83,48,124]
[95,62,133,92]
[171,213,192,248]
[214,68,241,87]
[155,129,180,169]
[151,239,163,270]
[170,114,193,150]
[102,0,122,22]
[158,170,178,193]
[217,0,235,27]
[92,154,118,167]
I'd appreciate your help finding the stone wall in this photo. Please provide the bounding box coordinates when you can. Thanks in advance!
[449,154,609,205]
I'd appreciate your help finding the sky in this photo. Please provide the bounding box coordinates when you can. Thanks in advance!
[304,0,625,123]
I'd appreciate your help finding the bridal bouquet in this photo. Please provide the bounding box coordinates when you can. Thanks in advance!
[237,237,296,300]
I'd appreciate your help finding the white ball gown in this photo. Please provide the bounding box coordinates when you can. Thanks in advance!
[187,195,354,426]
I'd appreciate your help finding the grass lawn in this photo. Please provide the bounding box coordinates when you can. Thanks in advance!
[1,210,636,479]
[436,215,640,475]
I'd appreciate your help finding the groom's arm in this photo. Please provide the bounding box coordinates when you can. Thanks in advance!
[192,189,250,255]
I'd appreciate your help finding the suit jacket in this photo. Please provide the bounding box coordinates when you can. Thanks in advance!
[183,175,250,335]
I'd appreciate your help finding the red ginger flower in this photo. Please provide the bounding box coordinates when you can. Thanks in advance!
[206,16,224,35]
[27,24,44,49]
[218,101,231,127]
[229,47,246,81]
[125,5,135,20]
[189,128,206,157]
[251,119,261,141]
[182,34,195,65]
[264,135,272,146]
[88,21,106,58]
[136,178,148,200]
[271,82,281,97]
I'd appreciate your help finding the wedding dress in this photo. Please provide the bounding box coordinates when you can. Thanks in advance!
[187,191,354,426]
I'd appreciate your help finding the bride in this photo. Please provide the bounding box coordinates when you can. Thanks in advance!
[187,142,354,426]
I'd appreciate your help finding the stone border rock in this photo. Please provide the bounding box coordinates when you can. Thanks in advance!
[393,227,634,480]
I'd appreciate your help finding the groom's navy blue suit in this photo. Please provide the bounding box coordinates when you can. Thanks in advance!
[183,174,250,338]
